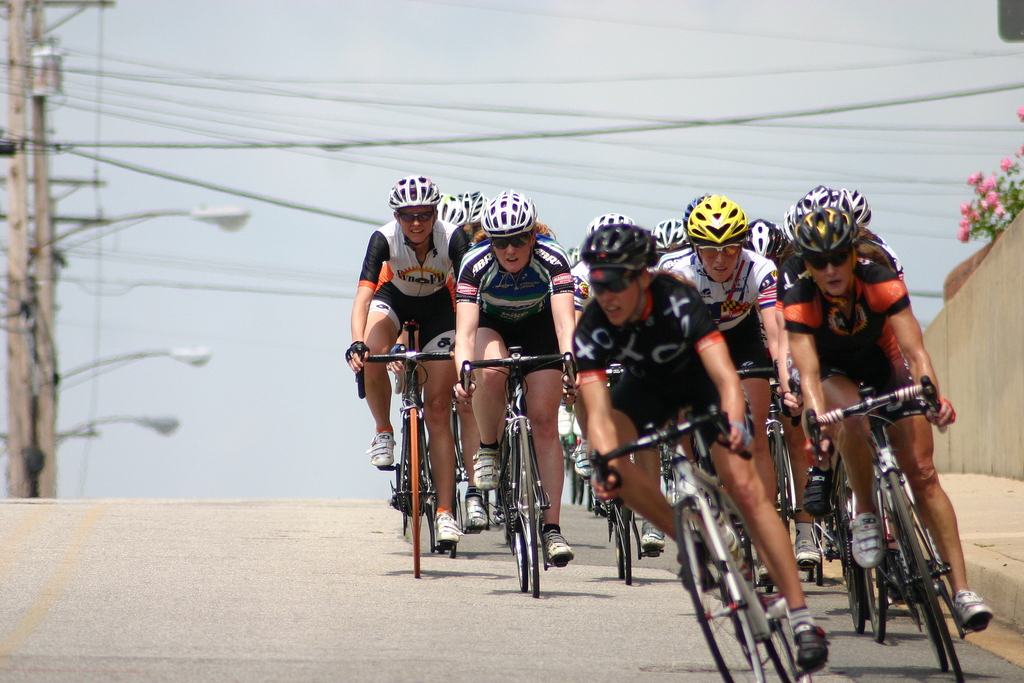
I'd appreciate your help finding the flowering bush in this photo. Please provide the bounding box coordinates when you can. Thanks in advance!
[958,106,1024,242]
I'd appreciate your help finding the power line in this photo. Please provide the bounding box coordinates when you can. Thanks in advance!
[64,149,381,225]
[53,80,1024,151]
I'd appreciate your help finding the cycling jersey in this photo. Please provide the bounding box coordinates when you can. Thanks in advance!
[656,245,694,271]
[780,255,909,389]
[358,219,470,297]
[575,273,726,435]
[575,274,722,380]
[571,260,591,311]
[660,248,777,333]
[455,234,573,322]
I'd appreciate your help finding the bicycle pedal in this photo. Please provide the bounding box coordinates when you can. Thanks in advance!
[434,540,457,553]
[642,550,663,558]
[376,465,397,472]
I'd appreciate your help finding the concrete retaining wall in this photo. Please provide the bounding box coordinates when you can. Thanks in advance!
[923,214,1024,480]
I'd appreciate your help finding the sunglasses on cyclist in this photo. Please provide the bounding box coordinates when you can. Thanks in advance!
[491,233,531,250]
[396,210,435,223]
[697,244,742,257]
[806,250,852,270]
[591,273,634,295]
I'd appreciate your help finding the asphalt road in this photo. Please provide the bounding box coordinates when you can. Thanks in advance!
[0,497,1021,683]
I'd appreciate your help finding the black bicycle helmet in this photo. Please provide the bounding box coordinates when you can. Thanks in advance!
[581,224,658,271]
[792,206,858,257]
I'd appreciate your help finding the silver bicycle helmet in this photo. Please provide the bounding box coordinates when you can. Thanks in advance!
[482,190,537,238]
[388,175,441,210]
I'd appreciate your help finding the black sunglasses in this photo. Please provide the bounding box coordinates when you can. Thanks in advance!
[806,250,852,270]
[396,210,435,223]
[592,275,634,295]
[491,233,531,249]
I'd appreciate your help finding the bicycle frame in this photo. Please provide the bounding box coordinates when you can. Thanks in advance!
[461,348,572,598]
[357,322,452,577]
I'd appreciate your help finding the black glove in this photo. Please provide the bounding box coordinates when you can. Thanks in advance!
[346,341,369,362]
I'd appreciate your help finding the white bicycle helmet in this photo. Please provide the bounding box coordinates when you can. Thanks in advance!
[586,213,634,236]
[840,188,872,229]
[747,219,787,260]
[459,191,488,224]
[388,175,441,210]
[438,195,468,227]
[482,190,537,238]
[653,218,687,252]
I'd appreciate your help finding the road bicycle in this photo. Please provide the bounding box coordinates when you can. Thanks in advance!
[357,321,454,577]
[805,377,964,682]
[460,348,574,598]
[599,409,808,682]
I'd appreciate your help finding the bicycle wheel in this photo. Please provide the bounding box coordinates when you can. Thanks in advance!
[769,424,794,527]
[408,407,424,578]
[675,503,774,683]
[866,565,887,643]
[614,504,633,585]
[834,461,868,633]
[885,470,962,681]
[509,422,540,597]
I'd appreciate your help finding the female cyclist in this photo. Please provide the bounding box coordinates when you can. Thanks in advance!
[347,175,481,548]
[660,196,781,525]
[575,223,828,673]
[783,204,992,633]
[453,190,577,566]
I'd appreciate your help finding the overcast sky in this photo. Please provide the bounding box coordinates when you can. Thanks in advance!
[3,1,1022,499]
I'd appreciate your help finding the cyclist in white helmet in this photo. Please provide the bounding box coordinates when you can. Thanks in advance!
[652,218,689,257]
[348,175,477,547]
[453,191,578,566]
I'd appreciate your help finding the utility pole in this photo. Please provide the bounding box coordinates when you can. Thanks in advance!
[32,0,57,498]
[6,0,33,497]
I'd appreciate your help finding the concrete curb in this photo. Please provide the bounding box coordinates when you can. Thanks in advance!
[962,545,1024,632]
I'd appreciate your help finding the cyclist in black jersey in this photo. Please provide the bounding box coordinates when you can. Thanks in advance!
[576,223,828,672]
[784,203,992,632]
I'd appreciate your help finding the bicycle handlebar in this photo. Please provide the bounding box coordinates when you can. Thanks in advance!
[735,366,777,381]
[459,350,575,390]
[804,376,941,451]
[355,349,453,399]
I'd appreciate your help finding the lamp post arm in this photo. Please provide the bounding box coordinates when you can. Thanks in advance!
[61,350,170,381]
[49,210,190,245]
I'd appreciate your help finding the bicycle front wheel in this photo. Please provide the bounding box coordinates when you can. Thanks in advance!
[408,408,424,578]
[769,424,794,527]
[885,470,962,681]
[613,504,633,585]
[675,503,776,682]
[510,421,540,598]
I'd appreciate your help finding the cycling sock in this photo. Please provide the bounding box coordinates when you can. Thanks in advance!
[542,524,561,535]
[466,486,481,498]
[788,606,815,630]
[376,427,394,434]
[795,522,813,542]
[479,441,498,451]
[438,507,452,516]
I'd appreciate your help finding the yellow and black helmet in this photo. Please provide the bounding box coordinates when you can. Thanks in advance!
[686,195,748,247]
[792,206,858,257]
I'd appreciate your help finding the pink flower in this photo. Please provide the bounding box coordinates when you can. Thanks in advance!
[980,199,989,210]
[960,201,972,217]
[967,172,984,185]
[970,209,980,221]
[986,191,999,204]
[1018,105,1024,122]
[995,203,1006,217]
[1002,157,1015,172]
[958,224,971,242]
[980,176,998,192]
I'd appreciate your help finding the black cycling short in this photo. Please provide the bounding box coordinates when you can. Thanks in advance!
[611,365,721,439]
[818,353,928,422]
[723,313,771,372]
[371,282,455,351]
[479,306,560,362]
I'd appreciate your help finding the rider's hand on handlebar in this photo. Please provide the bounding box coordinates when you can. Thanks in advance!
[453,379,474,404]
[346,341,369,372]
[590,456,621,501]
[925,397,956,430]
[804,434,834,468]
[782,389,803,413]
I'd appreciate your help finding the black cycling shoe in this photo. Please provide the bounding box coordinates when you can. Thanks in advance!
[793,623,829,673]
[802,467,834,518]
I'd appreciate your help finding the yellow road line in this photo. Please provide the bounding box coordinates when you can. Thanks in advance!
[0,508,54,586]
[0,504,110,672]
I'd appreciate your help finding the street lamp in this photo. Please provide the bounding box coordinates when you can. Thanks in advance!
[56,415,181,445]
[48,205,251,244]
[59,347,213,390]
